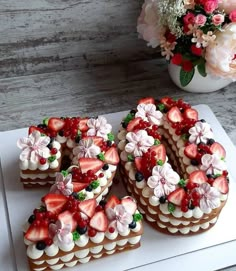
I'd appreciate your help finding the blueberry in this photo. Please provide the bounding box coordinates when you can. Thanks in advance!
[77,226,87,235]
[58,130,64,137]
[36,241,46,250]
[200,119,206,123]
[37,124,47,129]
[135,172,144,182]
[102,164,109,170]
[159,196,166,204]
[207,138,215,145]
[188,203,195,210]
[71,192,79,199]
[130,109,136,115]
[106,140,112,147]
[122,122,128,128]
[86,185,92,192]
[47,143,52,150]
[191,159,199,166]
[129,221,137,229]
[28,214,35,224]
[75,135,81,143]
[99,200,107,207]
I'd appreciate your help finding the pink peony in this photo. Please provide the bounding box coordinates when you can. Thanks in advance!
[195,14,207,26]
[205,23,236,80]
[212,14,225,26]
[137,0,161,48]
[219,0,236,13]
[204,0,218,14]
[229,10,236,22]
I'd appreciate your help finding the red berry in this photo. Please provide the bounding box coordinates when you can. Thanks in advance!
[39,157,47,165]
[35,212,44,220]
[88,228,97,237]
[191,191,200,200]
[99,173,104,178]
[44,238,53,246]
[95,205,103,212]
[181,205,188,212]
[192,199,200,206]
[109,226,115,233]
[50,148,58,155]
[78,219,87,228]
[73,212,81,222]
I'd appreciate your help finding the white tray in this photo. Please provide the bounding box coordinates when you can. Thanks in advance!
[0,105,236,271]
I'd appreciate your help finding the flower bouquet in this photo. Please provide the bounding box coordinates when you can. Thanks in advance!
[137,0,236,88]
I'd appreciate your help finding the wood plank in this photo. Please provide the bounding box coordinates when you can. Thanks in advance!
[0,59,235,145]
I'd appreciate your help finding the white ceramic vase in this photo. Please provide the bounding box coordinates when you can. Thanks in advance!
[168,63,232,93]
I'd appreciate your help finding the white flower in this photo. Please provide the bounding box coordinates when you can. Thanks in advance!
[147,163,180,197]
[50,172,73,196]
[87,116,112,139]
[125,130,154,157]
[17,130,50,162]
[135,104,163,125]
[49,220,73,246]
[188,122,213,144]
[73,138,100,158]
[106,205,133,233]
[200,154,226,175]
[195,183,220,213]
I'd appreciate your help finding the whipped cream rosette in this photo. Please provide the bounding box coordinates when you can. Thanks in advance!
[17,116,119,200]
[23,171,143,271]
[118,96,229,235]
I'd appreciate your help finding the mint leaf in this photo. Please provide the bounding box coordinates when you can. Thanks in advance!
[107,133,115,141]
[127,154,134,162]
[133,213,143,222]
[97,153,105,161]
[180,68,195,87]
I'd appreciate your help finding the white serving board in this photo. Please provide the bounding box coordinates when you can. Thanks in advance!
[0,105,236,271]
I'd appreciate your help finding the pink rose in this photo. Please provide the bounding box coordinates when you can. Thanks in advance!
[183,12,195,25]
[204,0,218,13]
[212,14,225,25]
[195,14,207,26]
[229,10,236,22]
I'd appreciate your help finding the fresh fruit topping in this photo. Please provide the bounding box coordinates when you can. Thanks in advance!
[167,106,183,123]
[134,157,142,172]
[104,147,120,165]
[138,97,155,105]
[184,143,198,159]
[160,97,172,109]
[28,126,45,135]
[189,170,208,184]
[78,118,89,132]
[121,197,137,214]
[129,221,137,229]
[150,144,166,163]
[213,176,229,194]
[108,226,115,233]
[82,136,103,146]
[102,164,109,170]
[89,211,108,232]
[127,117,142,132]
[39,157,47,165]
[159,196,166,204]
[50,148,58,155]
[210,142,226,159]
[167,188,186,206]
[135,171,144,182]
[25,223,49,242]
[78,198,96,218]
[58,210,77,231]
[184,108,198,120]
[36,241,47,250]
[78,158,104,174]
[77,226,87,235]
[48,118,65,132]
[105,195,121,209]
[28,214,36,224]
[44,238,53,246]
[43,194,68,214]
[88,228,97,237]
[72,182,88,192]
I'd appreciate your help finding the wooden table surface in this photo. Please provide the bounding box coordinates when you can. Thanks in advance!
[0,1,236,270]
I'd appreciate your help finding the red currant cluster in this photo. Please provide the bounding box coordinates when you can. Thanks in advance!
[135,119,150,130]
[71,167,99,183]
[65,196,80,213]
[140,149,158,178]
[172,118,197,136]
[146,125,162,140]
[181,183,201,212]
[61,117,82,140]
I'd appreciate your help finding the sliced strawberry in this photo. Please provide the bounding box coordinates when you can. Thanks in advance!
[184,143,198,159]
[135,157,142,171]
[48,118,65,132]
[184,108,198,120]
[43,194,68,214]
[72,182,88,192]
[168,188,186,206]
[105,195,121,210]
[213,176,229,194]
[104,147,120,165]
[89,211,108,232]
[25,224,49,242]
[58,210,77,231]
[121,197,137,215]
[79,198,96,218]
[160,97,173,109]
[82,136,103,146]
[78,118,89,132]
[138,97,155,105]
[167,106,183,123]
[28,126,45,135]
[127,117,142,132]
[79,158,104,174]
[150,144,166,163]
[210,142,226,159]
[189,170,208,184]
